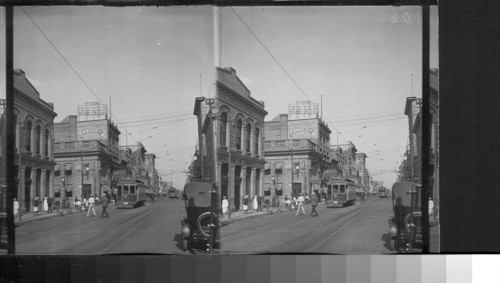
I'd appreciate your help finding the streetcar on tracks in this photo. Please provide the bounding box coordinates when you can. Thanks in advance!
[378,187,389,198]
[116,179,149,208]
[325,179,359,208]
[168,187,179,199]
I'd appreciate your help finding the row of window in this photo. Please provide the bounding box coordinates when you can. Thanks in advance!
[219,112,260,154]
[19,120,51,156]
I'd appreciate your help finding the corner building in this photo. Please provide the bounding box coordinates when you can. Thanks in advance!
[215,67,267,212]
[0,69,57,213]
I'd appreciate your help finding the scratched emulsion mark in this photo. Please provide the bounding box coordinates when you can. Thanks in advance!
[390,6,421,24]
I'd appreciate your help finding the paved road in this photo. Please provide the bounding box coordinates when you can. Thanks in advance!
[221,197,396,254]
[15,197,191,255]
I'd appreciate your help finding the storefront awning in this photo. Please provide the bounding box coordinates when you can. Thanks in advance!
[64,163,73,171]
[274,162,283,169]
[54,164,60,171]
[264,163,270,170]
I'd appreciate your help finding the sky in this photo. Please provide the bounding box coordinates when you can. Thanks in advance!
[1,5,438,190]
[218,6,438,189]
[1,6,216,188]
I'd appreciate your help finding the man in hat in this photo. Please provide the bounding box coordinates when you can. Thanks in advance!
[101,194,109,218]
[296,193,305,216]
[310,192,319,217]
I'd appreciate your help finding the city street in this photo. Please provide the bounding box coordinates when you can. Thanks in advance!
[221,197,397,254]
[15,197,191,255]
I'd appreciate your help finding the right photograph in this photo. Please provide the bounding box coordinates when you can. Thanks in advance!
[195,6,438,254]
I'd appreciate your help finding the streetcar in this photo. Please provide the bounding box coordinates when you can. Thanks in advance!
[116,179,149,208]
[378,187,388,198]
[325,179,358,208]
[168,187,179,199]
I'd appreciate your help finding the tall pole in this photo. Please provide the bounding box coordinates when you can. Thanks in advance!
[81,149,84,197]
[227,122,232,219]
[5,5,15,253]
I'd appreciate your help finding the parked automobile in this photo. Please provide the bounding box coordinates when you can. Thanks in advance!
[388,182,422,252]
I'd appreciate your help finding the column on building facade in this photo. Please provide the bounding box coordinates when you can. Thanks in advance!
[229,164,236,211]
[216,162,222,198]
[259,168,264,197]
[250,126,255,157]
[19,167,25,212]
[250,167,256,198]
[40,131,45,158]
[30,126,35,156]
[30,168,36,209]
[16,124,20,151]
[49,170,54,197]
[240,166,247,207]
[41,169,46,198]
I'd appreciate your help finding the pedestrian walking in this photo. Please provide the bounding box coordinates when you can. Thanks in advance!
[309,192,319,217]
[257,194,262,211]
[54,197,60,213]
[13,198,19,217]
[242,195,250,214]
[222,196,229,216]
[86,195,96,217]
[47,196,53,213]
[32,196,40,216]
[264,195,270,211]
[291,195,297,211]
[100,194,109,218]
[253,195,258,211]
[296,193,305,216]
[43,197,48,213]
[271,195,277,208]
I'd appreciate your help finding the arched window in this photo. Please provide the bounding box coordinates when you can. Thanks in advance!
[35,125,41,154]
[25,121,32,152]
[220,112,227,147]
[254,128,260,155]
[245,123,251,153]
[44,129,50,157]
[236,119,242,150]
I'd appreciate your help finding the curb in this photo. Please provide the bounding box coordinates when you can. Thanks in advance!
[221,211,269,225]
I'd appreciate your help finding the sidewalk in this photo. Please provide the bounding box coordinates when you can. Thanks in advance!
[14,210,62,226]
[220,205,303,225]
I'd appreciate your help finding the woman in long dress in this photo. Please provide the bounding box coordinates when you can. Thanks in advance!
[253,196,258,211]
[43,197,49,212]
[222,196,228,216]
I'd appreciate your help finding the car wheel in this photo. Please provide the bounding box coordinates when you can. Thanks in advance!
[197,212,214,238]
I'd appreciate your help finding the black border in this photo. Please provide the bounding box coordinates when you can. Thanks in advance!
[3,0,500,280]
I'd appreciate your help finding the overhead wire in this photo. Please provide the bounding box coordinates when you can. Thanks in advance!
[20,7,138,144]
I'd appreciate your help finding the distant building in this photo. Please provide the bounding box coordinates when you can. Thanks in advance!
[53,111,120,198]
[0,69,57,213]
[264,104,332,198]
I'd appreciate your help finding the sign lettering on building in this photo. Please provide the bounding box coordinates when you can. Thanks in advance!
[288,119,318,139]
[77,120,108,141]
[77,102,108,121]
[288,101,318,120]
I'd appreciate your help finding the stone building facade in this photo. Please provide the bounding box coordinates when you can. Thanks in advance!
[53,114,120,198]
[215,67,267,211]
[264,112,332,198]
[0,69,57,213]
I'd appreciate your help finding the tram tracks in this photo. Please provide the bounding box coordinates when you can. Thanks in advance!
[53,201,170,254]
[222,201,377,253]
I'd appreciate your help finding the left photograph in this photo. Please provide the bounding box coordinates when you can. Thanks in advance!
[0,6,219,255]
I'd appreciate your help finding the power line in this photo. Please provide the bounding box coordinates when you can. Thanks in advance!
[230,7,313,102]
[20,7,137,145]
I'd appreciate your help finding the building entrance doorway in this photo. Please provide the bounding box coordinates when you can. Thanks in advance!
[82,184,92,198]
[292,183,302,198]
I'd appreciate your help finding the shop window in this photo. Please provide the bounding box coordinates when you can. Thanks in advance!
[264,169,270,175]
[275,169,283,174]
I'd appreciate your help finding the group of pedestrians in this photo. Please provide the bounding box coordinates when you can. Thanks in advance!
[86,194,110,218]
